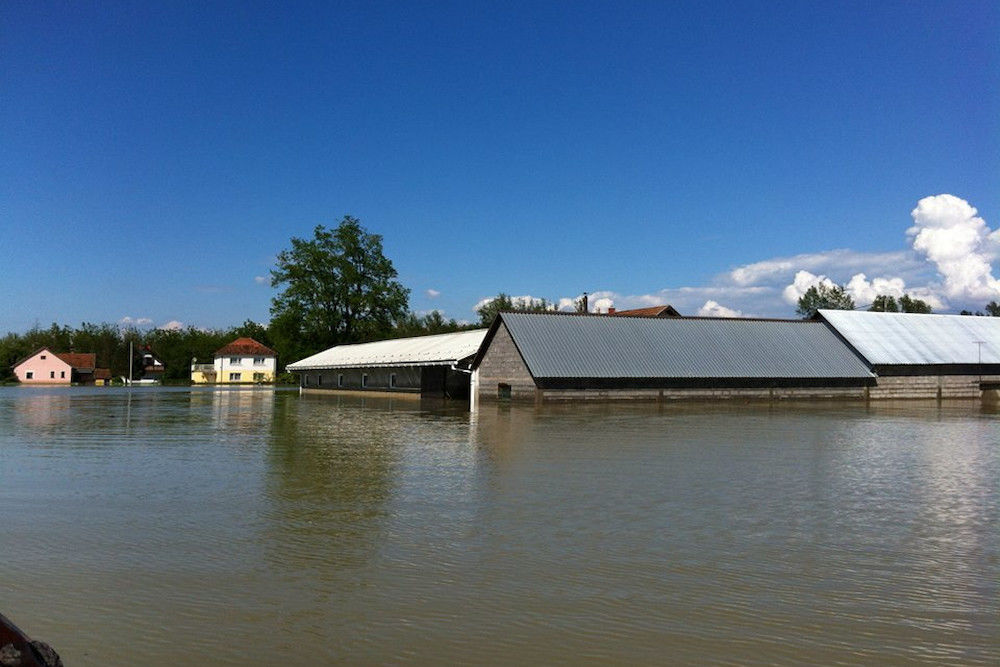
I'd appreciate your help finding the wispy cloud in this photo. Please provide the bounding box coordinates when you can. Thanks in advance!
[425,288,441,298]
[254,275,269,285]
[119,316,153,326]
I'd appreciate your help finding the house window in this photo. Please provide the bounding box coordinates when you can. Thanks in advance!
[362,374,368,388]
[498,383,512,400]
[40,355,46,360]
[60,371,65,378]
[253,373,265,382]
[337,374,343,387]
[389,373,397,389]
[26,371,33,379]
[229,372,241,381]
[229,357,241,365]
[50,371,55,379]
[253,357,265,365]
[317,374,323,386]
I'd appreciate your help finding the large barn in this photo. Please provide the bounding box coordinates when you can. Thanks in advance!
[470,311,875,404]
[286,329,487,399]
[817,310,1000,399]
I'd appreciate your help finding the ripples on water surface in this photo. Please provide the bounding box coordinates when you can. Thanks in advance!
[1,386,998,664]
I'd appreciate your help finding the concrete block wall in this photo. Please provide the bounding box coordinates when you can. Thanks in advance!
[869,374,1000,400]
[475,323,538,402]
[539,386,868,402]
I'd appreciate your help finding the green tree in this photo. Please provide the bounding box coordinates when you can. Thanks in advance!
[795,283,855,318]
[868,295,899,312]
[899,294,932,314]
[985,301,1000,317]
[270,216,410,355]
[476,293,553,326]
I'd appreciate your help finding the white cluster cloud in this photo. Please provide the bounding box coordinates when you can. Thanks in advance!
[908,194,1000,301]
[159,320,184,331]
[697,300,742,317]
[781,270,836,305]
[425,288,441,298]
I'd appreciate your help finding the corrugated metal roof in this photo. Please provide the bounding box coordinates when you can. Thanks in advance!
[818,310,1000,365]
[286,329,488,371]
[499,312,873,379]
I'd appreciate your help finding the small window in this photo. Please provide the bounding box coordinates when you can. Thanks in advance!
[60,371,65,378]
[230,357,241,365]
[26,371,33,379]
[253,357,265,365]
[498,383,512,400]
[317,374,323,386]
[389,373,397,388]
[50,371,55,379]
[229,372,241,381]
[40,355,46,360]
[337,374,343,388]
[362,374,368,388]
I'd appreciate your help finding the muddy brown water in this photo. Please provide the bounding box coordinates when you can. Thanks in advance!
[1,386,998,664]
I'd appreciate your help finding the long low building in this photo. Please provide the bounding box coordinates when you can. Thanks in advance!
[286,329,487,399]
[818,309,1000,399]
[471,312,876,403]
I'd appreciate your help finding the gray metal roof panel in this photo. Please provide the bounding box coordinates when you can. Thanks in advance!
[818,310,1000,365]
[501,312,874,379]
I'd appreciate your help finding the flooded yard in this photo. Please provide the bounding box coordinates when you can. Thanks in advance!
[1,386,998,664]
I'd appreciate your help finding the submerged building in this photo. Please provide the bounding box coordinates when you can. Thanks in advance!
[817,310,1000,399]
[286,329,487,399]
[470,312,875,404]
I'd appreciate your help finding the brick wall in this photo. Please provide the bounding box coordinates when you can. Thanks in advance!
[476,323,538,402]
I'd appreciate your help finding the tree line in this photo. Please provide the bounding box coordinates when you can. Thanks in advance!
[794,283,1000,318]
[2,217,473,383]
[7,215,1000,381]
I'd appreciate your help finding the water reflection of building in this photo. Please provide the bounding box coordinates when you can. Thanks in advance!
[208,387,276,433]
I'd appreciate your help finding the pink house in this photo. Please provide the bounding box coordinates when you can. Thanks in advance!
[13,347,99,385]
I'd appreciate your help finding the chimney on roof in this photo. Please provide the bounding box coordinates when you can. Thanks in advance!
[608,307,616,315]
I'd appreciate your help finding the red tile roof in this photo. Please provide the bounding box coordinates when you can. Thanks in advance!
[55,352,97,370]
[611,305,681,318]
[214,337,276,357]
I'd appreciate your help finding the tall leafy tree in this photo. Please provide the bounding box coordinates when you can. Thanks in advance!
[795,284,855,318]
[270,217,410,355]
[899,294,932,313]
[476,293,553,326]
[868,295,899,312]
[985,301,1000,317]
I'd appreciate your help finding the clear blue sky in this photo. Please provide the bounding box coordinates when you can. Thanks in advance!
[2,0,998,332]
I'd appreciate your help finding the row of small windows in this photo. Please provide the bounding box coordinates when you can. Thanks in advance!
[309,373,396,388]
[228,372,268,381]
[24,370,66,380]
[228,357,268,366]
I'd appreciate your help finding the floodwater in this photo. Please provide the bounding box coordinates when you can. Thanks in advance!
[1,387,998,665]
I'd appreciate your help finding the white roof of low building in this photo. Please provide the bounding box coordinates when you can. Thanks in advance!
[286,329,488,371]
[819,310,1000,365]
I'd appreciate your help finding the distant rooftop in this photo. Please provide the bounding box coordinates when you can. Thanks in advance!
[215,337,277,357]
